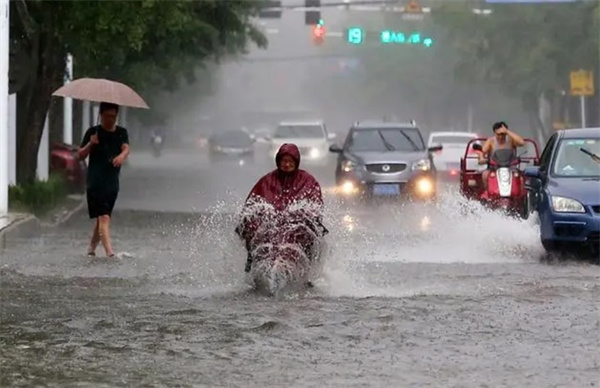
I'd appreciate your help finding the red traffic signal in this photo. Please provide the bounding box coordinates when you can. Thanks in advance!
[313,24,325,38]
[312,24,325,44]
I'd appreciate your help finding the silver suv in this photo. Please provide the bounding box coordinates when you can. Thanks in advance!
[329,120,443,200]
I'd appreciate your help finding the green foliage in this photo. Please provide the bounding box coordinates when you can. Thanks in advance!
[9,174,68,216]
[11,0,268,185]
[59,0,268,92]
[432,2,599,103]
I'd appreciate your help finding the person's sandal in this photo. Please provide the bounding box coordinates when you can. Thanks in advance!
[87,252,96,257]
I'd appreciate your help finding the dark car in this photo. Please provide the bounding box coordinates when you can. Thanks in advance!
[524,128,600,259]
[208,130,256,165]
[329,120,442,200]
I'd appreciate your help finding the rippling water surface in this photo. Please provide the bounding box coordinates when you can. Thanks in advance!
[1,191,599,387]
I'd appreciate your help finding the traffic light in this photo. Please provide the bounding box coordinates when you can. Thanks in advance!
[258,0,282,19]
[312,20,325,45]
[305,0,320,25]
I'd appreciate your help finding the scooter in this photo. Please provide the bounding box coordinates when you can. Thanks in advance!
[474,145,527,217]
[237,207,327,296]
[151,135,162,158]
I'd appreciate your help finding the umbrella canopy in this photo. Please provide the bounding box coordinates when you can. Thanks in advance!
[52,78,150,109]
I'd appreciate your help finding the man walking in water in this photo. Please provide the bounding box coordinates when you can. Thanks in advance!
[78,102,130,258]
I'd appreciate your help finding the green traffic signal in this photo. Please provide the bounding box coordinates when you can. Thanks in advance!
[347,27,364,45]
[380,30,432,47]
[346,27,433,47]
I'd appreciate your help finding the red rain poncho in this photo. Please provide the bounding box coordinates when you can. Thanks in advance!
[237,143,325,243]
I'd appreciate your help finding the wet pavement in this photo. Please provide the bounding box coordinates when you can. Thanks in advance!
[1,149,599,387]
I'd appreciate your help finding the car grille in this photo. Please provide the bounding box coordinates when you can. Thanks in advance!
[591,205,600,214]
[365,163,407,173]
[298,147,314,154]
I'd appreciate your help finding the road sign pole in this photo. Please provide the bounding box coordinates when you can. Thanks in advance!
[580,95,586,128]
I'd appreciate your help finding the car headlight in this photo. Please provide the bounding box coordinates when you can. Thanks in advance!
[416,177,434,194]
[340,181,358,195]
[309,148,320,159]
[551,196,586,213]
[412,159,431,171]
[341,160,356,172]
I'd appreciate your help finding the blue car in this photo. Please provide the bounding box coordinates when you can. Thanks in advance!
[524,128,600,260]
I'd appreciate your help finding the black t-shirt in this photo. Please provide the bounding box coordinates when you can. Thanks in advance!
[81,125,129,192]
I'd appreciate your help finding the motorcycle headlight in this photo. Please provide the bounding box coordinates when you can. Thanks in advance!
[412,159,431,171]
[341,160,356,172]
[551,196,585,213]
[309,148,320,159]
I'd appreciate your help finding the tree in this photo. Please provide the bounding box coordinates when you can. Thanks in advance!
[11,0,267,185]
[431,2,599,134]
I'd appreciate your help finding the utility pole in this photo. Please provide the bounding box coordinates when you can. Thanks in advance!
[63,53,73,144]
[580,95,586,128]
[82,100,90,141]
[0,0,9,214]
[37,115,49,181]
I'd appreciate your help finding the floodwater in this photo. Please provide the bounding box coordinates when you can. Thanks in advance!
[1,152,599,387]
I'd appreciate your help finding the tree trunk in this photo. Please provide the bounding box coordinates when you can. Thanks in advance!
[49,98,63,146]
[16,29,65,185]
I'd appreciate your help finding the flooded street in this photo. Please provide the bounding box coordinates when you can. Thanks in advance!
[1,150,599,387]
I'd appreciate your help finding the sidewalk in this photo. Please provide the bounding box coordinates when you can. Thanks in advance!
[0,194,86,248]
[0,213,40,247]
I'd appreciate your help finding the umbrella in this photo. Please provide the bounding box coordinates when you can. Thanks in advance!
[52,78,150,109]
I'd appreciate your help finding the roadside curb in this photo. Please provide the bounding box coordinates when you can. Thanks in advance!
[0,197,86,248]
[40,197,86,229]
[0,214,41,249]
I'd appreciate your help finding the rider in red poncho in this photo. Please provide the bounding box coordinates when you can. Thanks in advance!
[236,143,327,272]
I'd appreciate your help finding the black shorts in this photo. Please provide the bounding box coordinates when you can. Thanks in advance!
[87,189,118,219]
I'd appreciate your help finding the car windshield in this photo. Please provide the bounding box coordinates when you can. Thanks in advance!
[213,131,253,147]
[274,125,324,139]
[431,135,474,145]
[552,138,600,177]
[348,128,424,152]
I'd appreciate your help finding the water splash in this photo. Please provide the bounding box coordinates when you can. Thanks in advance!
[315,190,545,298]
[187,189,545,298]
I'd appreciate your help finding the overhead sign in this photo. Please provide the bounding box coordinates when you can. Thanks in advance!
[404,0,422,13]
[486,0,576,2]
[380,31,434,47]
[570,70,594,96]
[402,0,425,20]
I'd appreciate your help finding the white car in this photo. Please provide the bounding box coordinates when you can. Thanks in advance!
[267,121,336,165]
[427,131,480,179]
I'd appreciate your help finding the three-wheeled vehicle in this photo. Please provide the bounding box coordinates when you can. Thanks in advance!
[459,138,541,218]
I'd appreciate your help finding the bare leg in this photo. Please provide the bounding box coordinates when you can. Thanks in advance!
[98,215,115,257]
[482,170,490,191]
[87,219,100,255]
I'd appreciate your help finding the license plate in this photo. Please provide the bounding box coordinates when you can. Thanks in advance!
[373,184,400,196]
